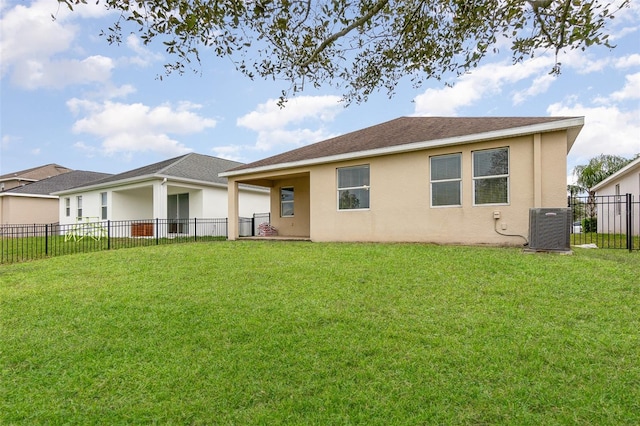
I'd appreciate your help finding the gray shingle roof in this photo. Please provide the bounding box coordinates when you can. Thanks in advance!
[62,153,244,191]
[4,171,112,195]
[226,116,581,173]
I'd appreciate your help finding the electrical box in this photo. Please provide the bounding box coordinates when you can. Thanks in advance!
[493,211,501,219]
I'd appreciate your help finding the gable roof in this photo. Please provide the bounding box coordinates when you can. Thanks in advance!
[221,116,584,177]
[2,171,113,197]
[592,157,640,191]
[53,153,244,194]
[0,163,72,184]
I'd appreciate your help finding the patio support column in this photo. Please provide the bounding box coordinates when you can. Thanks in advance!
[533,133,542,208]
[228,179,239,240]
[153,180,168,219]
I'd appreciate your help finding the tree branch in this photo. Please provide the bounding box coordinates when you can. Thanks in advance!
[298,0,390,69]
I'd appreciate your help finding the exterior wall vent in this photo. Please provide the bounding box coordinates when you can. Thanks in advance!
[527,208,572,252]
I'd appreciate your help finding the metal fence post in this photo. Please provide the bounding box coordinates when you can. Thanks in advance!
[194,218,197,242]
[626,193,633,252]
[156,218,159,245]
[45,224,49,256]
[107,220,111,250]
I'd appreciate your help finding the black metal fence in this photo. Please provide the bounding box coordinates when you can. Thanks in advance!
[568,193,638,251]
[1,213,271,264]
[239,212,271,237]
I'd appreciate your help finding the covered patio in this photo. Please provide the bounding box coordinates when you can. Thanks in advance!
[227,171,311,241]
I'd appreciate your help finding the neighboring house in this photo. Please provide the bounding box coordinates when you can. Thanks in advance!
[0,163,72,192]
[0,170,111,225]
[52,153,270,235]
[221,116,584,245]
[592,157,640,236]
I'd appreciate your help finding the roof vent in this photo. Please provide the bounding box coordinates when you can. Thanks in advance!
[527,208,572,252]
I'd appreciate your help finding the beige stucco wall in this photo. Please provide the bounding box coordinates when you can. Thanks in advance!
[269,174,310,237]
[0,195,59,224]
[230,131,570,246]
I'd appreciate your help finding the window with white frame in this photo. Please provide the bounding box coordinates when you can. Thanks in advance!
[280,187,294,217]
[65,198,71,217]
[473,147,509,205]
[430,153,462,207]
[337,165,370,210]
[101,192,108,220]
[76,196,83,218]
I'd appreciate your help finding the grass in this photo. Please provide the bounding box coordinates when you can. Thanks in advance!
[0,235,226,264]
[570,232,640,250]
[1,241,638,424]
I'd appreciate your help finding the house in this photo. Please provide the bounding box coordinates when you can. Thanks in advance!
[52,153,270,235]
[0,170,112,225]
[592,157,640,236]
[220,116,584,245]
[0,163,72,192]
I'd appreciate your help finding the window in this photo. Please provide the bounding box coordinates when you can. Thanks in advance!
[473,147,509,205]
[100,192,108,220]
[65,198,71,217]
[615,184,621,215]
[337,165,370,210]
[280,187,294,217]
[431,153,461,207]
[76,196,83,218]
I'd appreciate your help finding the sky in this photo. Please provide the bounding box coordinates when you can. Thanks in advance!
[1,0,639,185]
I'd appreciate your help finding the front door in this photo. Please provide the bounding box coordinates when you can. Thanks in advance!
[167,193,189,234]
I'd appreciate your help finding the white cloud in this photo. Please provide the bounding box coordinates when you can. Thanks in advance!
[211,145,244,162]
[0,0,154,89]
[614,53,640,69]
[549,102,640,167]
[236,95,343,152]
[413,56,556,115]
[0,0,76,75]
[102,84,137,99]
[608,72,640,102]
[121,34,163,67]
[67,99,217,157]
[0,0,113,88]
[1,134,21,150]
[10,55,114,89]
[512,73,556,105]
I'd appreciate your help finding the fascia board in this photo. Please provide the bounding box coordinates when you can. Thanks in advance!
[52,174,159,195]
[0,193,58,199]
[52,174,239,195]
[220,117,585,178]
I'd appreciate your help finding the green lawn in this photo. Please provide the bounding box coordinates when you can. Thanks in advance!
[1,241,638,424]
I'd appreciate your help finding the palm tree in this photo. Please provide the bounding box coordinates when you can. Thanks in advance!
[572,154,634,230]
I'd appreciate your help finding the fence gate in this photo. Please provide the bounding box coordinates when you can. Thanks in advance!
[568,193,638,251]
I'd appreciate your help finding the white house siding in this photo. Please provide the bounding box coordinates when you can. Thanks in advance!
[58,180,269,226]
[594,164,640,236]
[238,187,271,218]
[59,189,114,225]
[113,186,154,221]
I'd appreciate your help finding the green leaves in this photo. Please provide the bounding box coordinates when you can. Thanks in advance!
[67,0,630,103]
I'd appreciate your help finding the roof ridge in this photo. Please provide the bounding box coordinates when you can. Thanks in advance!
[156,152,194,175]
[0,163,69,179]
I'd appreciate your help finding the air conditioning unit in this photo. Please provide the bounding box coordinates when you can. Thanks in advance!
[527,208,572,252]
